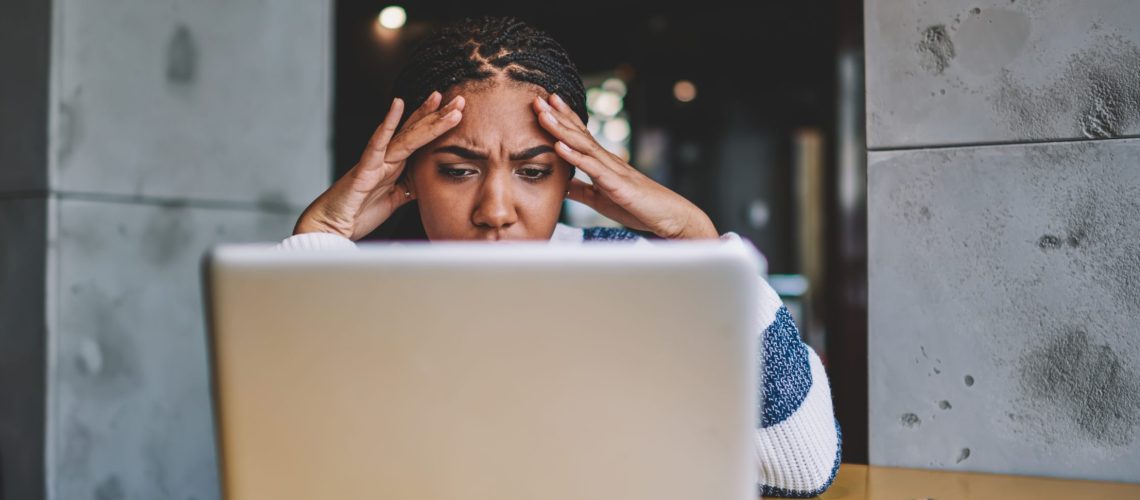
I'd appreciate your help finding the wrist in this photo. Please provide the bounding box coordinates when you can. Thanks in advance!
[293,209,353,239]
[654,212,719,240]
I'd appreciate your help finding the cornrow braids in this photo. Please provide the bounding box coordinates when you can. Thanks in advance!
[391,16,589,128]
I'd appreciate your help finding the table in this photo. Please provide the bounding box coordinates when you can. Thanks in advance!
[814,463,1140,499]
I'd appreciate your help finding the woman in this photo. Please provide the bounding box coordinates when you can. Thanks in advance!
[279,16,840,497]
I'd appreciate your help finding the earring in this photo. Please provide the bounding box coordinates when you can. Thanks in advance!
[404,190,412,198]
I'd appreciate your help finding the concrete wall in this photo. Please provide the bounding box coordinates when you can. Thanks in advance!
[866,0,1140,482]
[0,1,331,498]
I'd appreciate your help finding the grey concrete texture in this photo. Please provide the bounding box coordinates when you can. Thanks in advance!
[51,0,331,207]
[868,139,1140,482]
[50,199,296,500]
[0,198,48,500]
[865,0,1140,148]
[0,0,50,193]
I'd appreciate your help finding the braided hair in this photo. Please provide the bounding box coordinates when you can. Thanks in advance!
[392,16,589,129]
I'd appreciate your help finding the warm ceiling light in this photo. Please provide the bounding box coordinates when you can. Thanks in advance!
[378,6,407,30]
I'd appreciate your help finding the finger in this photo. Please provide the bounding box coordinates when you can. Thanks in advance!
[393,93,461,149]
[553,140,617,185]
[566,177,601,205]
[359,97,406,168]
[387,102,464,163]
[353,182,415,238]
[538,110,610,167]
[542,108,637,180]
[566,178,650,231]
[533,95,585,134]
[355,186,414,240]
[385,94,464,162]
[548,93,588,131]
[403,90,443,129]
[399,93,463,141]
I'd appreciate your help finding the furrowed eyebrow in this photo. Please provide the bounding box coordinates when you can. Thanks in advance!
[509,145,554,161]
[432,145,554,161]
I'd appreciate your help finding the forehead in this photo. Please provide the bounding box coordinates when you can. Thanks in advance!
[435,80,554,151]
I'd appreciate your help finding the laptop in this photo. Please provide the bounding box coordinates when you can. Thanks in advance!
[202,239,764,500]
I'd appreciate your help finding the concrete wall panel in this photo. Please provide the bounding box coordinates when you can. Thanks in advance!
[49,199,293,500]
[51,0,331,206]
[866,0,1140,148]
[868,139,1140,481]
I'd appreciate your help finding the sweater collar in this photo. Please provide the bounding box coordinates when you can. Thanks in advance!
[549,222,584,244]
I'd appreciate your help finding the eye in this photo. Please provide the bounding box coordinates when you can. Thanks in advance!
[517,165,552,181]
[438,166,477,179]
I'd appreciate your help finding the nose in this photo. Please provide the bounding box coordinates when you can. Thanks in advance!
[470,170,518,232]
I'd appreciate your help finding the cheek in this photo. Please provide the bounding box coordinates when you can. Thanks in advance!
[410,166,471,225]
[516,179,569,223]
[418,186,474,226]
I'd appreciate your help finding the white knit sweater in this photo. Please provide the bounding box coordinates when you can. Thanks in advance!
[277,223,842,497]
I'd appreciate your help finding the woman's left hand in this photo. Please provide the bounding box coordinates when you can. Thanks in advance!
[533,93,720,240]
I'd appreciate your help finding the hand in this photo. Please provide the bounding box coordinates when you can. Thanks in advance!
[294,91,465,239]
[533,93,719,240]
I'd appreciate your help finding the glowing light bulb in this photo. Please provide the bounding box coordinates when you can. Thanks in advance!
[378,6,407,30]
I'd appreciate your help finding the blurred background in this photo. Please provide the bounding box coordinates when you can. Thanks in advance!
[5,0,1140,499]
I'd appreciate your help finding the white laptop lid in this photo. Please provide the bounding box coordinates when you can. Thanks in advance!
[204,240,763,500]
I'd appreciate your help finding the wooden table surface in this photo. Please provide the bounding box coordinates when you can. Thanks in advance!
[813,463,1140,500]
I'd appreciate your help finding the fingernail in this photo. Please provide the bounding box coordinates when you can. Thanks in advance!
[552,93,564,105]
[556,142,571,152]
[538,98,552,110]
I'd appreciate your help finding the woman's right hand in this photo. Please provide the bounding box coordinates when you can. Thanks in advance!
[293,91,465,239]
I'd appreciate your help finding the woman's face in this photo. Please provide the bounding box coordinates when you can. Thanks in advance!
[406,80,574,241]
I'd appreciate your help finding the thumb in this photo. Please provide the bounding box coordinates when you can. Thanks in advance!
[566,178,651,232]
[566,178,602,208]
[350,182,416,239]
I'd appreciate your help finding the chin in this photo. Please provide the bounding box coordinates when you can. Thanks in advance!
[425,222,555,241]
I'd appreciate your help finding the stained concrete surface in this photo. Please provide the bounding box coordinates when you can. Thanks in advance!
[866,0,1140,148]
[868,139,1140,481]
[50,199,296,500]
[51,0,331,206]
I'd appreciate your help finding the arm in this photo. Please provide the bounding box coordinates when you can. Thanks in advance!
[753,272,842,497]
[644,230,841,495]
